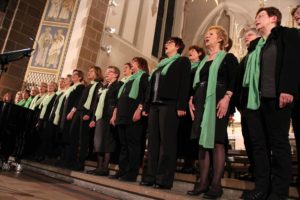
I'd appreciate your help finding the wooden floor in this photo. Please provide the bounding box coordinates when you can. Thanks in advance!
[0,170,117,200]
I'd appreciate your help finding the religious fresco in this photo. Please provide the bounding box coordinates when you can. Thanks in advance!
[31,26,67,69]
[25,0,78,85]
[45,0,76,24]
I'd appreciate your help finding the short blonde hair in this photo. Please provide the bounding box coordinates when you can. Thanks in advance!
[207,25,229,50]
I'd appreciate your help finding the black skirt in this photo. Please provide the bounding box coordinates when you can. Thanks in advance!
[190,82,229,145]
[94,119,116,153]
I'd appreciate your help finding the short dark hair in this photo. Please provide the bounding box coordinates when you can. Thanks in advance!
[291,5,300,16]
[188,45,206,60]
[256,7,282,26]
[108,66,120,79]
[132,57,149,74]
[166,37,185,54]
[124,62,132,69]
[73,69,84,81]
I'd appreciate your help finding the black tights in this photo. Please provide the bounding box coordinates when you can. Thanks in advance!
[96,152,110,170]
[197,144,225,190]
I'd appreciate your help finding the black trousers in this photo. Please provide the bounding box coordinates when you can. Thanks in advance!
[118,122,143,178]
[68,111,90,168]
[143,103,179,188]
[291,99,300,177]
[240,112,254,174]
[246,98,292,196]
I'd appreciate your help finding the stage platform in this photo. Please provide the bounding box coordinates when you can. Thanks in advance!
[14,159,299,200]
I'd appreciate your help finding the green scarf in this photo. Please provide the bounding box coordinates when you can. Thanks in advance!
[193,56,208,89]
[83,81,98,110]
[150,53,181,79]
[118,70,145,99]
[243,38,266,110]
[29,94,45,110]
[193,51,227,149]
[16,99,26,107]
[29,95,39,110]
[191,61,201,71]
[24,96,33,108]
[53,90,66,125]
[65,82,81,99]
[95,87,109,121]
[39,93,55,119]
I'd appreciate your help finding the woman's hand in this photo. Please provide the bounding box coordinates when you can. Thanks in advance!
[66,111,74,120]
[82,115,90,121]
[189,96,195,121]
[216,95,230,119]
[110,108,117,126]
[89,121,96,128]
[142,111,148,116]
[279,93,294,108]
[133,107,142,122]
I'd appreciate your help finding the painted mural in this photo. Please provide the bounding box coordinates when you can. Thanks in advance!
[31,26,67,69]
[25,0,78,85]
[45,0,76,23]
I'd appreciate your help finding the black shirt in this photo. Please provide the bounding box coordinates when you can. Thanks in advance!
[116,73,149,125]
[260,38,277,98]
[194,53,238,92]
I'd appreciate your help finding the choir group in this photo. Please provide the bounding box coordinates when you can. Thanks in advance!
[1,6,300,200]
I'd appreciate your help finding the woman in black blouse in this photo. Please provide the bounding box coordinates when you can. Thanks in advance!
[35,81,58,161]
[140,37,191,189]
[111,57,149,182]
[67,66,103,171]
[57,69,85,167]
[177,45,205,174]
[187,26,238,198]
[87,66,122,176]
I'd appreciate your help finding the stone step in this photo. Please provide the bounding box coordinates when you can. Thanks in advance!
[20,160,299,200]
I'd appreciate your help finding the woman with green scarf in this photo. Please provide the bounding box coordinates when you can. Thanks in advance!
[86,66,122,176]
[57,69,85,168]
[67,66,103,171]
[110,57,149,182]
[177,45,206,175]
[35,81,58,162]
[16,89,30,107]
[140,37,191,190]
[187,26,238,199]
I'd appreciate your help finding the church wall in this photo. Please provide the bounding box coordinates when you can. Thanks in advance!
[0,0,46,96]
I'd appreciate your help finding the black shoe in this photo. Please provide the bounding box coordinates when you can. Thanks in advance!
[86,169,99,174]
[202,186,223,199]
[153,184,171,190]
[187,182,208,196]
[187,188,208,196]
[140,181,154,187]
[119,175,137,182]
[266,193,286,200]
[94,169,109,176]
[181,167,196,174]
[109,172,125,179]
[71,164,84,171]
[243,190,267,200]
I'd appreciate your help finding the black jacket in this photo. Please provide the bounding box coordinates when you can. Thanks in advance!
[144,56,191,112]
[264,26,300,98]
[90,81,123,121]
[60,84,85,129]
[116,73,149,125]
